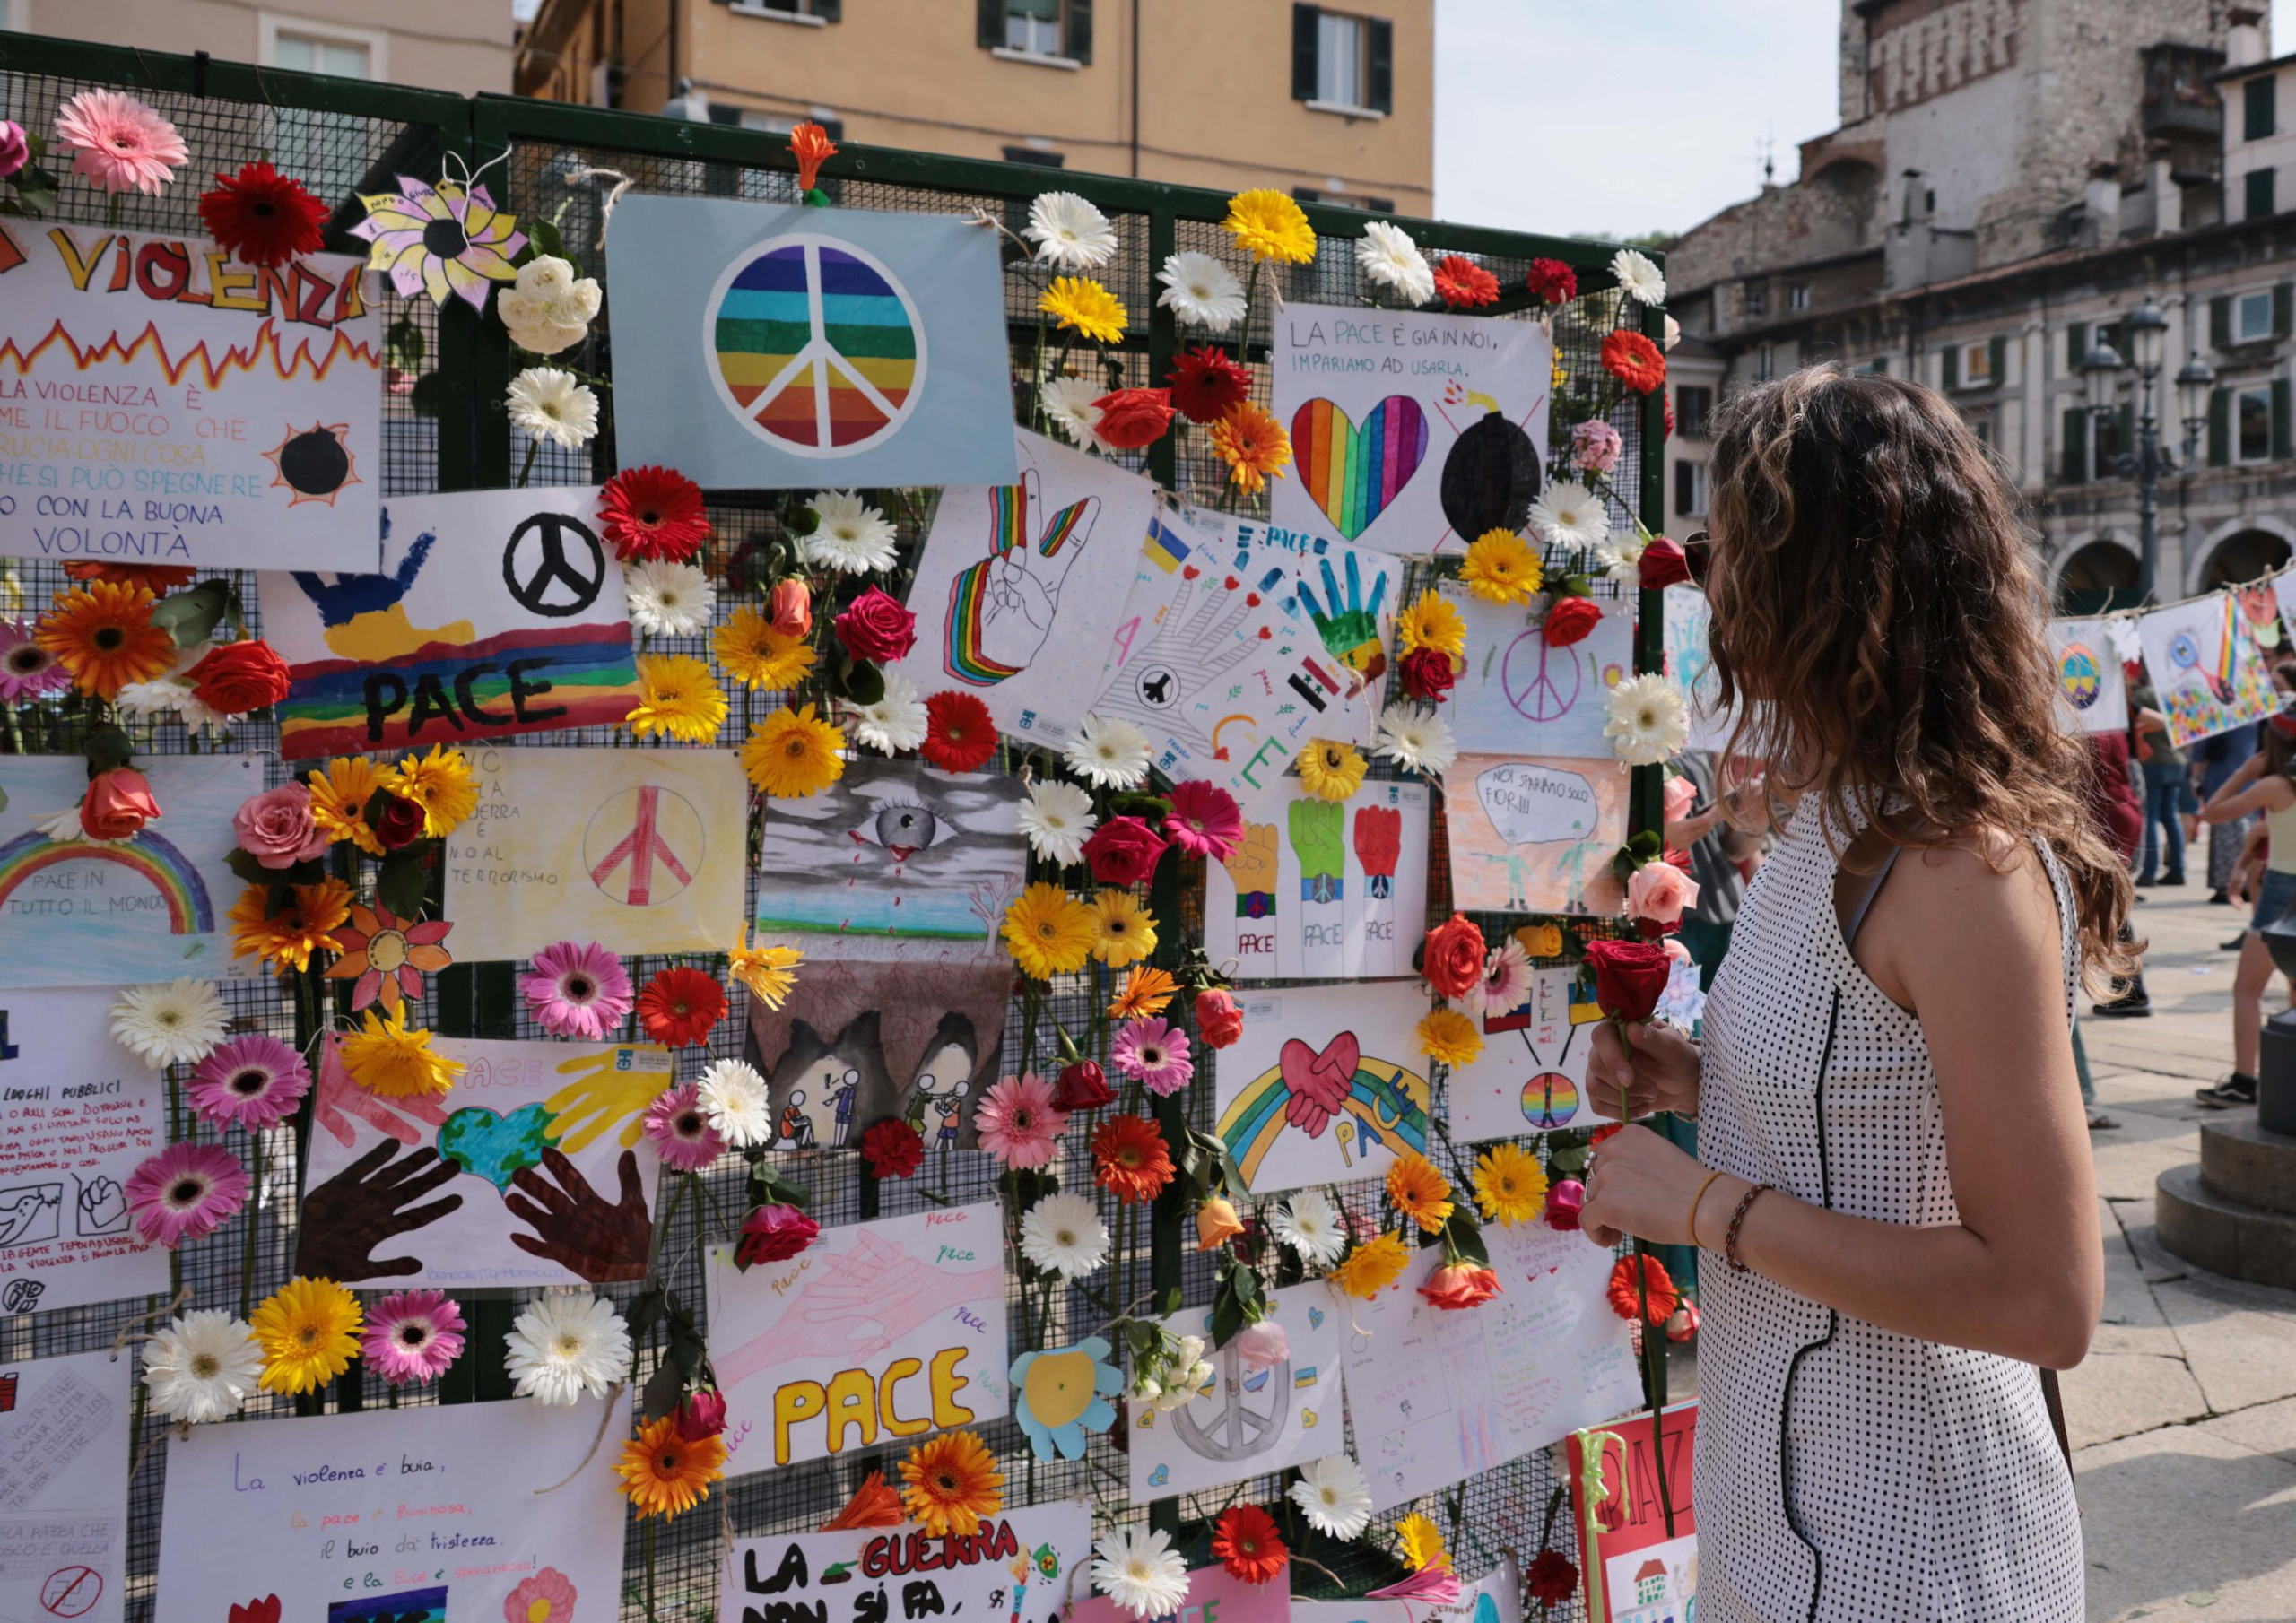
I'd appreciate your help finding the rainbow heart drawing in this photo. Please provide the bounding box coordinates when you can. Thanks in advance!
[1292,395,1430,541]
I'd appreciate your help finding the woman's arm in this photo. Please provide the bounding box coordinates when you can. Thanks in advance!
[1663,805,1721,851]
[2202,774,2296,826]
[1581,842,2100,1369]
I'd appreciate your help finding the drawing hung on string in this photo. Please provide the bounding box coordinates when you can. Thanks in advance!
[1128,1281,1344,1501]
[1203,780,1431,979]
[1447,754,1629,916]
[1212,982,1431,1193]
[1447,585,1634,756]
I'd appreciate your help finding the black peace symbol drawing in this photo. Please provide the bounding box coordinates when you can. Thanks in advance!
[503,511,608,618]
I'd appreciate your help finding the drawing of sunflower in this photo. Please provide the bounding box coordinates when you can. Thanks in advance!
[349,177,526,309]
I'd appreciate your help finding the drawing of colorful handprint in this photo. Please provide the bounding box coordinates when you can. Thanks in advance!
[944,469,1100,685]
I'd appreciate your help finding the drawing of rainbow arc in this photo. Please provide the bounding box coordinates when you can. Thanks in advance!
[1215,1056,1430,1185]
[0,317,383,387]
[0,829,215,934]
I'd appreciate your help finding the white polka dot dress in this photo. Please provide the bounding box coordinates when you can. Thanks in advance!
[1692,807,2083,1623]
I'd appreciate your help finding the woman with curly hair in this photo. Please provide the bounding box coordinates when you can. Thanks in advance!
[1580,367,2118,1621]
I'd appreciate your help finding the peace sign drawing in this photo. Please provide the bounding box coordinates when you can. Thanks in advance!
[944,468,1100,685]
[584,785,704,907]
[705,232,927,457]
[1501,627,1582,723]
[502,509,609,618]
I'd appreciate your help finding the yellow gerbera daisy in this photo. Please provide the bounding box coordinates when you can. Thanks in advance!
[1460,528,1544,605]
[1223,187,1317,265]
[1296,738,1367,803]
[897,1429,1005,1538]
[728,925,803,1011]
[307,756,389,856]
[1039,275,1128,344]
[740,703,846,797]
[227,878,352,975]
[627,653,728,743]
[388,743,478,838]
[340,1003,463,1098]
[1396,589,1466,658]
[1090,889,1158,968]
[1386,1149,1454,1234]
[1329,1230,1412,1299]
[1473,1141,1550,1227]
[1396,1512,1449,1572]
[1416,1007,1483,1067]
[713,605,816,691]
[615,1412,726,1520]
[251,1276,362,1395]
[1001,881,1097,980]
[1109,964,1178,1020]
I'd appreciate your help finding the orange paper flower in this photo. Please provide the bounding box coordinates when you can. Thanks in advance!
[820,1470,906,1531]
[325,900,453,1013]
[790,121,838,192]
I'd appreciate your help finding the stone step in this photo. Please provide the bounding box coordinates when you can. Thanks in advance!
[2199,1118,2296,1215]
[2156,1164,2296,1289]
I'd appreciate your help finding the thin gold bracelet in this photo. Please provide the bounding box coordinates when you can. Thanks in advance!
[1686,1168,1727,1249]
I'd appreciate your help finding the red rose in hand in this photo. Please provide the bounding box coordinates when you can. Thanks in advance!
[1397,647,1457,703]
[1421,913,1488,1002]
[1525,1549,1578,1609]
[860,1118,924,1179]
[833,586,917,664]
[1055,1060,1114,1111]
[82,768,160,841]
[1195,987,1245,1049]
[373,793,428,852]
[1542,596,1603,648]
[1584,937,1674,1023]
[186,638,292,715]
[1082,815,1168,887]
[1639,536,1690,590]
[1419,1262,1501,1311]
[1091,387,1174,449]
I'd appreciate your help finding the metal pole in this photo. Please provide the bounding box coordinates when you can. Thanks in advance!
[2137,371,2160,604]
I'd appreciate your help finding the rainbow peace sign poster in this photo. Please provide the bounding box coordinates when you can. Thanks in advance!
[0,753,258,987]
[2046,616,2127,735]
[606,196,1019,490]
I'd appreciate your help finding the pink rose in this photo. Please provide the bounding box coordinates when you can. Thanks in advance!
[81,768,160,841]
[1082,815,1168,887]
[1625,859,1699,926]
[1234,1319,1291,1371]
[233,783,326,869]
[770,577,813,638]
[1570,420,1622,475]
[1661,774,1697,823]
[0,122,26,180]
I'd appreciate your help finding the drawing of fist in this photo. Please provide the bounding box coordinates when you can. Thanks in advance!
[311,1037,453,1149]
[544,1050,665,1153]
[77,1176,127,1235]
[1289,799,1345,904]
[295,1141,464,1281]
[1222,822,1280,920]
[1297,551,1390,679]
[505,1147,652,1283]
[1353,805,1401,900]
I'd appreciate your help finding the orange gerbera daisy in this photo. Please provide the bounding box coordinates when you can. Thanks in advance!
[1108,965,1178,1021]
[227,878,352,975]
[1600,329,1666,395]
[1386,1150,1455,1235]
[897,1430,1004,1538]
[35,579,175,699]
[1092,1113,1174,1204]
[615,1412,726,1520]
[325,900,453,1013]
[637,966,726,1046]
[62,560,198,590]
[1209,401,1293,495]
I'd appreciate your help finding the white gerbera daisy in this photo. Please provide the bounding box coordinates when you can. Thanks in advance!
[804,490,899,575]
[1155,251,1248,333]
[1063,713,1152,790]
[696,1058,773,1149]
[1039,375,1109,452]
[504,1289,631,1406]
[1611,247,1667,306]
[1018,778,1097,866]
[1289,1454,1373,1537]
[1593,530,1648,587]
[1271,1189,1347,1267]
[1092,1526,1190,1619]
[623,559,715,637]
[1358,220,1434,306]
[506,367,598,451]
[142,1309,263,1423]
[850,671,928,755]
[1373,703,1457,778]
[1025,190,1118,271]
[1019,1190,1109,1278]
[1605,672,1691,767]
[1528,477,1610,551]
[109,978,229,1068]
[30,805,92,842]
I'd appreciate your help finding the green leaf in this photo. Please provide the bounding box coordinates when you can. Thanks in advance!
[83,724,135,773]
[148,580,235,650]
[639,1358,684,1421]
[1109,793,1172,820]
[1161,1284,1184,1316]
[626,1287,667,1341]
[11,163,57,218]
[514,217,568,268]
[782,504,820,538]
[222,847,274,887]
[1442,1210,1492,1268]
[835,659,885,707]
[374,850,428,919]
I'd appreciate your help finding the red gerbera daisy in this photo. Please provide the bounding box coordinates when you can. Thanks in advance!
[62,560,198,591]
[922,690,997,772]
[1431,255,1500,309]
[1525,1549,1578,1608]
[860,1117,925,1179]
[1600,329,1666,395]
[598,466,710,563]
[1525,257,1578,305]
[636,966,726,1047]
[1091,1113,1174,1204]
[1605,1253,1680,1325]
[1165,343,1253,425]
[198,161,327,267]
[1213,1505,1289,1584]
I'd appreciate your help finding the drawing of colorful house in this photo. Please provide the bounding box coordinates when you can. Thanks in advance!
[1613,1556,1677,1623]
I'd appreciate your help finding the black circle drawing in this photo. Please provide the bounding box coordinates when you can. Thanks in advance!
[1135,665,1179,709]
[1440,413,1543,540]
[275,428,352,498]
[503,511,608,618]
[422,215,470,260]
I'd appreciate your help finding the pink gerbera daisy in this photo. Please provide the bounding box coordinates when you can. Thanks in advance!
[973,1072,1067,1168]
[187,1034,312,1131]
[54,89,187,196]
[1111,1018,1194,1097]
[640,1081,726,1173]
[361,1289,465,1385]
[124,1141,248,1248]
[519,941,634,1040]
[0,619,69,701]
[1473,939,1534,1018]
[1164,779,1244,862]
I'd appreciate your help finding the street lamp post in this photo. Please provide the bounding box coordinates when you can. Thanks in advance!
[2082,296,2214,604]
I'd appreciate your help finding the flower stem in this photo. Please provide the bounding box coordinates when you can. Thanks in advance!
[1613,1015,1676,1538]
[239,1129,264,1319]
[516,438,539,489]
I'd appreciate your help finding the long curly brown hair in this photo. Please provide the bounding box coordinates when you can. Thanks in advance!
[1703,366,2135,981]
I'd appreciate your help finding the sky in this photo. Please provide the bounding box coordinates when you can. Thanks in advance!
[1434,0,2296,241]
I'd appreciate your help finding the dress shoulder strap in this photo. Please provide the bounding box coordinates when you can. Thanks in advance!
[1840,843,1904,949]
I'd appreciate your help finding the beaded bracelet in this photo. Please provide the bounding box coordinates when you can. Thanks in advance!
[1724,1182,1774,1274]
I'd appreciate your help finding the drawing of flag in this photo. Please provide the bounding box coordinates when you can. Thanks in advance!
[1144,514,1192,573]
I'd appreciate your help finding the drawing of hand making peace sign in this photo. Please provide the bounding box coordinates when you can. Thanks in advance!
[945,469,1100,685]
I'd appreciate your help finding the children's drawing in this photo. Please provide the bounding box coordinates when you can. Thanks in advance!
[1272,302,1552,557]
[1449,585,1634,756]
[261,486,639,759]
[1660,586,1733,751]
[441,746,746,962]
[0,1350,129,1623]
[300,1035,669,1288]
[0,223,381,570]
[754,760,1024,961]
[0,753,258,987]
[1011,1338,1123,1461]
[1071,1561,1292,1623]
[1128,1281,1344,1501]
[2136,592,2280,748]
[1567,1404,1699,1623]
[890,428,1161,745]
[158,1393,623,1622]
[2046,616,2129,735]
[721,1502,1091,1623]
[1448,963,1605,1138]
[706,1202,1008,1471]
[1447,754,1629,916]
[0,988,166,1316]
[1213,982,1431,1193]
[1205,780,1430,979]
[607,195,1020,490]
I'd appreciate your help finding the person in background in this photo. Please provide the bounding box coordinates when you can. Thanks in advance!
[1664,750,1765,991]
[2074,728,2146,1121]
[2193,720,2260,911]
[2126,674,2186,887]
[2194,676,2296,1109]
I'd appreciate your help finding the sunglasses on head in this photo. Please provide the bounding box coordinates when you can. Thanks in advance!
[1684,529,1712,588]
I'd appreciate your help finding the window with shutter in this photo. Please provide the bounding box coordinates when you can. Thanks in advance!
[2276,282,2293,340]
[1367,16,1393,113]
[1314,11,1369,107]
[2062,407,2090,482]
[2246,166,2277,221]
[1066,0,1091,64]
[1674,460,1692,518]
[2209,387,2231,467]
[2236,385,2274,463]
[1292,4,1319,102]
[2211,297,2232,351]
[1941,344,1959,391]
[2275,379,2293,462]
[2066,321,2089,374]
[1987,335,2006,388]
[2247,74,2278,143]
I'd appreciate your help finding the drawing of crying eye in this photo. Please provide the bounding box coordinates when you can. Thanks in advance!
[857,800,944,858]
